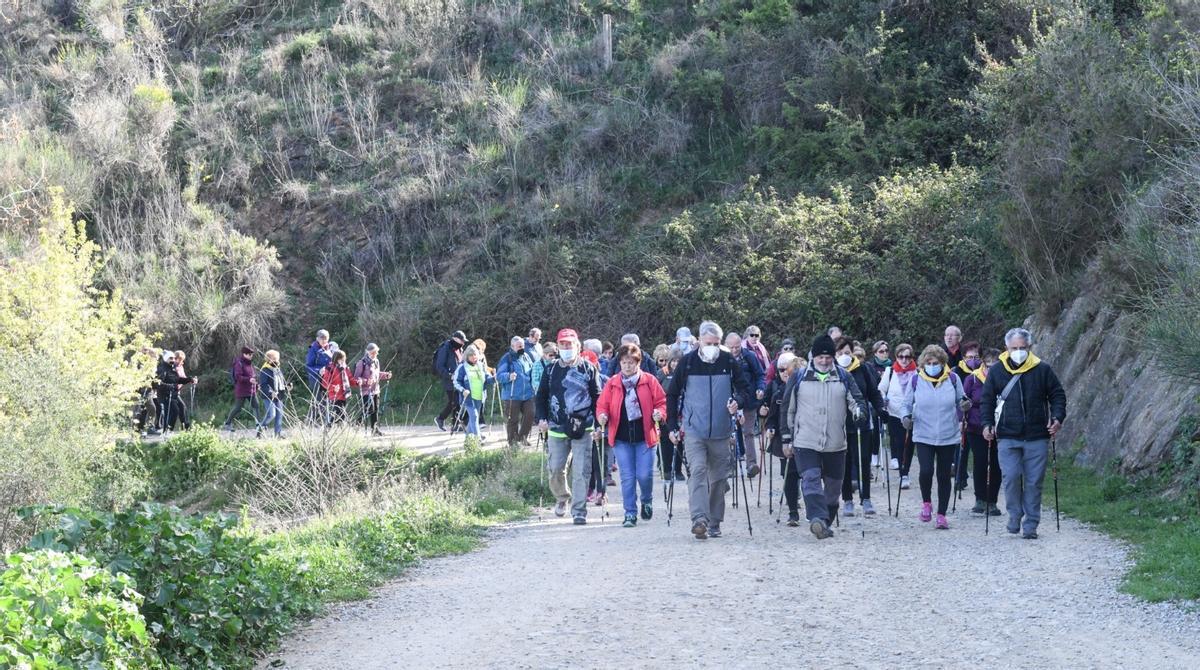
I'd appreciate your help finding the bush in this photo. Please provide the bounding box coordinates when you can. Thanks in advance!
[0,549,162,670]
[124,426,245,501]
[25,504,303,670]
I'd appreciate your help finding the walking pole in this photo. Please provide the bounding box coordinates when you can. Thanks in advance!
[538,431,547,521]
[188,383,196,421]
[655,419,667,503]
[757,417,766,507]
[856,423,866,538]
[731,414,753,536]
[775,456,790,524]
[895,429,911,517]
[667,431,679,527]
[768,443,775,515]
[882,422,893,514]
[1051,436,1060,532]
[952,419,966,513]
[985,435,994,536]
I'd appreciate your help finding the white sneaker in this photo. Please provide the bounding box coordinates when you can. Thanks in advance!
[842,501,855,518]
[553,501,567,517]
[871,455,879,468]
[890,458,899,470]
[900,475,911,490]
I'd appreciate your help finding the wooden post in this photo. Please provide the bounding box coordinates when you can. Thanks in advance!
[600,14,612,71]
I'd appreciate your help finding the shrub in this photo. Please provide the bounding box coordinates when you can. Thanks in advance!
[123,426,245,501]
[25,504,303,670]
[282,31,323,62]
[0,549,162,670]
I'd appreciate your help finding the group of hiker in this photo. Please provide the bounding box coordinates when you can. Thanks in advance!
[431,321,1066,541]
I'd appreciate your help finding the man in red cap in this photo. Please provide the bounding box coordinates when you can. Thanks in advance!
[536,328,603,524]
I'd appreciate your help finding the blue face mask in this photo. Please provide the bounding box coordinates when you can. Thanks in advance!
[924,364,943,377]
[559,348,576,362]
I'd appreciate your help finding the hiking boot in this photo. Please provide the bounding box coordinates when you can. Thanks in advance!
[573,516,587,525]
[936,514,949,530]
[787,511,800,526]
[554,501,567,517]
[900,476,911,490]
[988,505,1002,516]
[842,501,855,518]
[692,521,708,539]
[641,503,652,520]
[1022,531,1038,540]
[862,500,877,517]
[622,515,636,528]
[809,519,834,540]
[372,428,384,437]
[255,428,263,439]
[747,463,761,478]
[971,501,986,515]
[435,416,446,431]
[890,458,899,470]
[920,501,933,523]
[595,494,607,507]
[707,524,722,538]
[1007,519,1020,534]
[675,473,687,482]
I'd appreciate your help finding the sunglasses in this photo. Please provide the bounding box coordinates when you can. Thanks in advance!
[897,355,912,360]
[876,349,889,355]
[657,358,667,363]
[781,346,794,351]
[747,333,760,338]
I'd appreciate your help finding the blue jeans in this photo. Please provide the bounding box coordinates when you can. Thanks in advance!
[464,398,482,436]
[613,440,655,516]
[997,438,1049,533]
[258,397,284,436]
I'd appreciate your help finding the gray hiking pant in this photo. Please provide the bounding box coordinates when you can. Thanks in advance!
[998,438,1049,534]
[737,417,759,470]
[548,434,593,519]
[684,436,732,527]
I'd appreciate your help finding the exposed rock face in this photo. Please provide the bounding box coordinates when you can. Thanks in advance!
[1028,294,1199,472]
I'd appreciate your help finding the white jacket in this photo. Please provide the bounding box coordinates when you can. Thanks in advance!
[879,366,917,417]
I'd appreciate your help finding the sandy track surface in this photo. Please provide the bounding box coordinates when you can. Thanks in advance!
[262,467,1200,669]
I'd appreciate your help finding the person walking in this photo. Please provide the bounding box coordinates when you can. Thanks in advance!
[434,330,467,431]
[961,341,1001,515]
[901,345,971,529]
[836,337,885,518]
[497,336,536,447]
[321,349,354,425]
[880,343,918,488]
[597,344,668,527]
[942,325,964,369]
[743,325,770,369]
[305,330,332,422]
[666,321,751,540]
[354,343,393,436]
[780,334,865,540]
[257,349,288,438]
[453,344,495,440]
[763,352,803,525]
[726,332,764,478]
[980,328,1067,539]
[536,329,603,524]
[657,353,686,482]
[222,347,258,432]
[156,350,196,432]
[525,327,544,362]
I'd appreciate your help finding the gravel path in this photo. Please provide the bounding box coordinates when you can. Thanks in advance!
[262,466,1200,669]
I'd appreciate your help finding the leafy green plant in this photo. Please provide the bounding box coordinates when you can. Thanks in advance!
[24,504,304,669]
[123,426,245,501]
[0,549,162,669]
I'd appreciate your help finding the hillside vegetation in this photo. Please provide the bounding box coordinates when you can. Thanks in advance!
[3,0,1193,374]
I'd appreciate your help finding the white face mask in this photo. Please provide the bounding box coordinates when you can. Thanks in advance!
[700,345,719,362]
[1009,349,1028,364]
[559,348,576,362]
[835,354,853,368]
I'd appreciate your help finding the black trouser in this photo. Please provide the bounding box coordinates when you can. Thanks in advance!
[953,434,971,489]
[589,440,608,495]
[224,395,259,427]
[916,442,955,515]
[436,386,459,423]
[968,432,1002,504]
[659,432,686,478]
[327,399,347,425]
[888,414,914,476]
[794,449,845,523]
[362,394,380,429]
[777,455,800,513]
[841,424,873,502]
[162,394,190,430]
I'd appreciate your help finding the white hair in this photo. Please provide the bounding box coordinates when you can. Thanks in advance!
[621,333,640,345]
[582,338,603,354]
[945,325,962,336]
[316,329,330,340]
[698,321,723,341]
[365,342,379,352]
[511,335,524,346]
[1004,327,1032,346]
[528,327,541,337]
[777,352,797,370]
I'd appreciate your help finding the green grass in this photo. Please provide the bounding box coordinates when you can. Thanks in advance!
[1058,462,1200,602]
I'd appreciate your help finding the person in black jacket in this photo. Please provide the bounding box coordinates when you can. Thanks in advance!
[155,350,196,433]
[980,327,1067,540]
[762,352,803,525]
[434,330,467,431]
[536,328,603,524]
[726,332,765,479]
[835,337,885,518]
[666,321,751,540]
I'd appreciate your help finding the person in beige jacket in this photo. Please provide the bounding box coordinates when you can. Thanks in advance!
[779,334,865,540]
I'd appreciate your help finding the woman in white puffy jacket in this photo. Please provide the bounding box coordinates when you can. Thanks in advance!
[878,342,918,488]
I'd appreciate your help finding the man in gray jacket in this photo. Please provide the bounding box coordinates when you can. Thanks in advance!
[780,334,865,540]
[667,321,751,540]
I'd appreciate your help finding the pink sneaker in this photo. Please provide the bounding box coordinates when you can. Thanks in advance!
[919,501,932,522]
[586,491,600,504]
[936,514,949,530]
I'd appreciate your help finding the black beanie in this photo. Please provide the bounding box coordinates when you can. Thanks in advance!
[452,330,467,342]
[811,334,836,358]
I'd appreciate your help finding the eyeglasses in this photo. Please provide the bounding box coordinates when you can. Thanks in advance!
[781,346,794,351]
[746,333,760,338]
[876,349,889,355]
[897,355,912,360]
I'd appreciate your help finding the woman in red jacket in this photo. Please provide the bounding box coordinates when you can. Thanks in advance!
[321,350,356,425]
[596,344,668,527]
